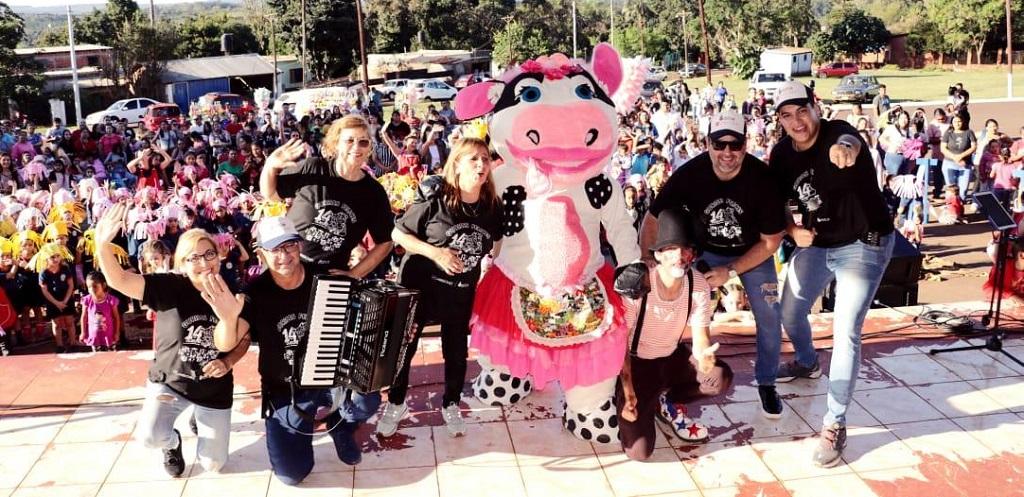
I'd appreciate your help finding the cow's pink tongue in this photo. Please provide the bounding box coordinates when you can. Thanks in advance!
[525,159,551,196]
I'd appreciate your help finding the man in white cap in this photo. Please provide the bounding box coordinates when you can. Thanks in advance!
[640,110,788,420]
[208,216,381,484]
[769,81,894,467]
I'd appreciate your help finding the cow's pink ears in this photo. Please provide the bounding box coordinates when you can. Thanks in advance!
[454,81,505,120]
[590,43,622,96]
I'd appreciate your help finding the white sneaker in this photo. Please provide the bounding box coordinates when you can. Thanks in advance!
[375,402,408,437]
[441,404,466,437]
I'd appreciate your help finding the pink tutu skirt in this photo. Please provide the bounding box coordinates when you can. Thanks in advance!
[470,265,627,391]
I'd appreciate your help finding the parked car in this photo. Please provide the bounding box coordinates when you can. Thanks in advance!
[749,70,790,101]
[200,92,253,119]
[85,97,160,127]
[647,65,669,81]
[678,63,707,78]
[411,79,458,101]
[817,62,860,78]
[376,79,410,100]
[831,75,882,103]
[641,80,664,98]
[454,73,491,89]
[142,103,183,132]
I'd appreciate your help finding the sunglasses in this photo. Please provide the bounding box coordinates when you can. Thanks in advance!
[344,138,372,148]
[710,139,745,152]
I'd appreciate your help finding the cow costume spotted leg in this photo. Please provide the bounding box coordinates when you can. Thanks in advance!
[561,378,620,444]
[471,356,534,406]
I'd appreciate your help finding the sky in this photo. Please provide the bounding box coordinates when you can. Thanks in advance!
[6,0,223,6]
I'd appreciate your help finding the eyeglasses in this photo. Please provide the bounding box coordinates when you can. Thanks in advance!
[343,138,372,148]
[184,249,218,265]
[710,139,745,152]
[267,240,301,256]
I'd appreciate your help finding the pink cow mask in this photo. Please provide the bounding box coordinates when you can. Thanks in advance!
[455,44,623,195]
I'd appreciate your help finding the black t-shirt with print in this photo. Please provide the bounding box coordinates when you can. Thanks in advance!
[240,263,314,399]
[143,273,233,409]
[276,157,394,272]
[396,187,501,318]
[942,128,977,159]
[650,152,786,256]
[770,119,894,248]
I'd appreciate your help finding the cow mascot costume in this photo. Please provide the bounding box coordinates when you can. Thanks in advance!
[454,43,643,443]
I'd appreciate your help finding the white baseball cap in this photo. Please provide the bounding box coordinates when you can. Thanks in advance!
[257,216,303,250]
[774,81,813,110]
[709,111,746,141]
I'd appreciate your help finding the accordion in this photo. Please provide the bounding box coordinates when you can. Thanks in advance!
[295,275,420,393]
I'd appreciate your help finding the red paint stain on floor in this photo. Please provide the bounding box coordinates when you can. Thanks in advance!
[863,452,1024,497]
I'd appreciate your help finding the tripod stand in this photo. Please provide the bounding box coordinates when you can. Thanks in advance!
[929,192,1024,367]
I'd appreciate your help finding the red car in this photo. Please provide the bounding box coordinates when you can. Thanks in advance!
[816,62,860,78]
[142,104,184,132]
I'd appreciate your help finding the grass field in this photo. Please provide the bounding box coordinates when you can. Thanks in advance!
[671,66,1024,105]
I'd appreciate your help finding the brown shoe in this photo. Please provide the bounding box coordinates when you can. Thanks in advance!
[812,423,846,467]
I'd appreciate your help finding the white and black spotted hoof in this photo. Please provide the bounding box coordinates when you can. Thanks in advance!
[472,369,532,406]
[562,399,619,444]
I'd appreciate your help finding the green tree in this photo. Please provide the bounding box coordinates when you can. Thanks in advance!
[266,0,360,81]
[925,0,1004,65]
[35,25,68,46]
[174,13,261,58]
[365,0,415,53]
[0,2,44,114]
[702,0,816,67]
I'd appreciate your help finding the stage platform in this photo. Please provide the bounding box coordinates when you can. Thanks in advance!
[1,301,1022,497]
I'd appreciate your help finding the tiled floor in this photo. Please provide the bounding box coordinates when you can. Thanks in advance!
[1,301,1023,497]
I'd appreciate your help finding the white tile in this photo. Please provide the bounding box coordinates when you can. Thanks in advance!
[54,405,138,444]
[95,480,186,497]
[969,377,1024,412]
[10,485,100,497]
[518,456,613,497]
[774,375,830,397]
[21,441,124,487]
[856,361,902,390]
[890,419,997,462]
[432,423,515,465]
[309,436,357,474]
[910,382,1008,417]
[459,397,505,425]
[0,413,68,446]
[436,463,525,497]
[853,387,944,425]
[507,419,595,464]
[597,448,697,495]
[752,436,852,480]
[678,442,776,489]
[872,354,961,385]
[181,475,270,497]
[188,433,269,479]
[501,383,564,421]
[0,445,47,489]
[842,426,922,472]
[786,394,880,428]
[266,471,353,497]
[719,401,815,441]
[357,426,436,471]
[106,437,199,482]
[784,473,880,497]
[352,467,439,497]
[953,412,1024,455]
[928,346,1020,381]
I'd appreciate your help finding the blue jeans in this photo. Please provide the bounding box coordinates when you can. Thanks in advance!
[780,234,894,427]
[882,152,905,176]
[265,388,380,485]
[700,252,782,386]
[941,159,972,201]
[136,381,231,472]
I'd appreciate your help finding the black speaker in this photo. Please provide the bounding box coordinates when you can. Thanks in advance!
[221,33,234,54]
[820,232,923,312]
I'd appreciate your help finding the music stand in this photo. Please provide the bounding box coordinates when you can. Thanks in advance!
[929,192,1024,367]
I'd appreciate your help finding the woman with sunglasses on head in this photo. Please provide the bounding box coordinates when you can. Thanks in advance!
[261,115,394,278]
[93,203,251,478]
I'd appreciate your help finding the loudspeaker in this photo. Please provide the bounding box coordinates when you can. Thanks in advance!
[221,33,234,55]
[820,232,923,312]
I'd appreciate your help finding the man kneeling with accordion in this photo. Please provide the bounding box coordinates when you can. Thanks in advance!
[209,216,417,485]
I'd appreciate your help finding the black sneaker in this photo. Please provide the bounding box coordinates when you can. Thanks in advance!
[163,429,186,477]
[189,414,198,435]
[776,359,822,383]
[0,335,10,356]
[757,385,783,419]
[336,424,362,465]
[812,423,847,468]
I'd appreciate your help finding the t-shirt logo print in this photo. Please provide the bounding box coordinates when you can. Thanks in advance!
[179,314,220,374]
[307,201,355,253]
[276,313,306,364]
[447,225,489,272]
[706,199,743,241]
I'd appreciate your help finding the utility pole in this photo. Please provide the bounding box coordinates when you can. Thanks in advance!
[572,0,578,59]
[270,17,278,98]
[301,0,308,88]
[1008,0,1014,98]
[356,0,369,90]
[681,9,688,74]
[149,0,155,28]
[609,0,614,48]
[66,5,82,125]
[697,0,712,86]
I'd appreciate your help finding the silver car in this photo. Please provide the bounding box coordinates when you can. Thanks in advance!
[832,75,881,103]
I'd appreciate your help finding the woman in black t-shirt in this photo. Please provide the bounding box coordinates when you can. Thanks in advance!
[94,203,250,477]
[377,138,502,439]
[260,115,394,276]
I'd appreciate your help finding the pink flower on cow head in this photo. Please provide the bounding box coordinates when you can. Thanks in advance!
[519,53,582,80]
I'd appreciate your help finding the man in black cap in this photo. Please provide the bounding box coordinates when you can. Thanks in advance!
[614,208,732,461]
[641,110,788,420]
[770,81,894,468]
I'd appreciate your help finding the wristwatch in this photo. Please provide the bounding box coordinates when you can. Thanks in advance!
[727,264,738,280]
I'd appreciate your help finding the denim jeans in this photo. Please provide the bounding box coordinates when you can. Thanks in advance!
[941,159,973,201]
[780,234,894,427]
[700,251,782,386]
[136,381,231,472]
[265,387,380,485]
[882,152,905,176]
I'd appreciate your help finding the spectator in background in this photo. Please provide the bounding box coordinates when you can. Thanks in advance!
[940,113,977,204]
[871,84,890,121]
